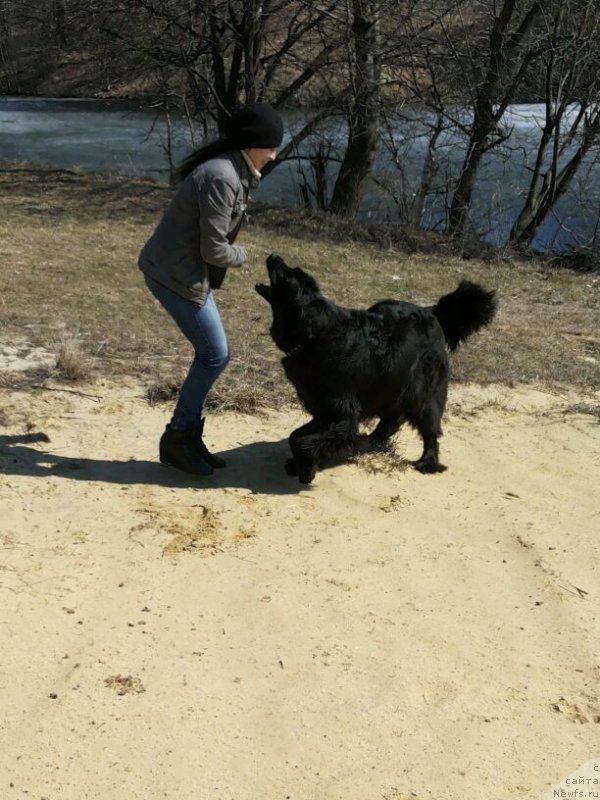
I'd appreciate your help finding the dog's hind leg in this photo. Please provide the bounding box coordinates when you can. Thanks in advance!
[415,435,446,473]
[369,413,406,445]
[413,404,447,474]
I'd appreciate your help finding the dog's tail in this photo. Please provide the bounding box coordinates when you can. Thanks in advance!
[432,281,498,351]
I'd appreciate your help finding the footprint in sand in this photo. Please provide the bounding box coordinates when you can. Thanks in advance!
[551,695,600,724]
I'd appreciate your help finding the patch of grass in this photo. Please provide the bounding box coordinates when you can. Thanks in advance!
[562,402,600,421]
[353,448,411,475]
[145,377,181,407]
[54,329,90,381]
[161,506,224,557]
[0,163,598,409]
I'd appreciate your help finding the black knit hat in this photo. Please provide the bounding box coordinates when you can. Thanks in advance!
[224,103,284,149]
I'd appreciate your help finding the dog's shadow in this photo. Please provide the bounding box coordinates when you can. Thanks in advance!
[0,431,307,496]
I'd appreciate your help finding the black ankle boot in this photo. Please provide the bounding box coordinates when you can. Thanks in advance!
[191,418,227,468]
[159,425,213,475]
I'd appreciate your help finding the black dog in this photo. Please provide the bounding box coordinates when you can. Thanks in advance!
[255,253,497,484]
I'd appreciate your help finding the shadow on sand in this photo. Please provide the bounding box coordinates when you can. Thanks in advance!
[0,431,307,496]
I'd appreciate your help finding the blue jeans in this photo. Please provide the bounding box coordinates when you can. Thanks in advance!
[144,275,230,430]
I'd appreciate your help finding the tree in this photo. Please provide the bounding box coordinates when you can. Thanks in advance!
[0,0,69,91]
[447,0,548,237]
[52,0,68,48]
[329,0,382,218]
[78,1,343,124]
[508,0,600,250]
[75,0,388,217]
[4,0,600,254]
[69,0,352,184]
[375,0,463,227]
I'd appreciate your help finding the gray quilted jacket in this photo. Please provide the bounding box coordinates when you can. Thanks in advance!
[138,150,256,305]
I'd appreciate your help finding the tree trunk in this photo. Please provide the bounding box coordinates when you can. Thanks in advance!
[53,0,68,49]
[448,0,545,237]
[509,0,600,250]
[329,0,381,219]
[409,111,444,227]
[448,120,490,235]
[509,109,600,249]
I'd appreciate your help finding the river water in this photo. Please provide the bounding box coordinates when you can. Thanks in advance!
[1,95,598,253]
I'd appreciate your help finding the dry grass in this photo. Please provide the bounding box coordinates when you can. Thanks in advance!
[0,162,598,411]
[54,329,91,381]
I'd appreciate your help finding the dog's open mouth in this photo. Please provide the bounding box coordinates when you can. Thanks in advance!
[255,253,287,303]
[254,281,272,303]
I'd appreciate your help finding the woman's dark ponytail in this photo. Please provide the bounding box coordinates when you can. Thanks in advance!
[175,138,233,182]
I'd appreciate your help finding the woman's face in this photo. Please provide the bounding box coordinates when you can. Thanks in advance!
[246,147,278,171]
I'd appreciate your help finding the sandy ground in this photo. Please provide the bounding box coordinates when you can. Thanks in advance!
[0,376,599,800]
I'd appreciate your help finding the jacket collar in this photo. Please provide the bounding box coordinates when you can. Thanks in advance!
[231,149,260,190]
[241,150,262,182]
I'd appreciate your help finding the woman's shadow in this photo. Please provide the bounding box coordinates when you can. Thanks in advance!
[0,431,306,496]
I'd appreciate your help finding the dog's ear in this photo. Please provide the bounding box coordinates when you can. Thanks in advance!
[281,303,314,351]
[292,267,321,296]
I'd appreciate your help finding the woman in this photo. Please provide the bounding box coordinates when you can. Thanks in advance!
[139,102,284,475]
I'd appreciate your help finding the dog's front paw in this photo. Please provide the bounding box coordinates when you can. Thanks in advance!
[288,451,316,484]
[298,467,316,485]
[285,457,299,476]
[415,458,447,474]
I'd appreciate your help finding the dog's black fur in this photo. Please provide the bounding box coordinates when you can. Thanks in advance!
[255,253,498,484]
